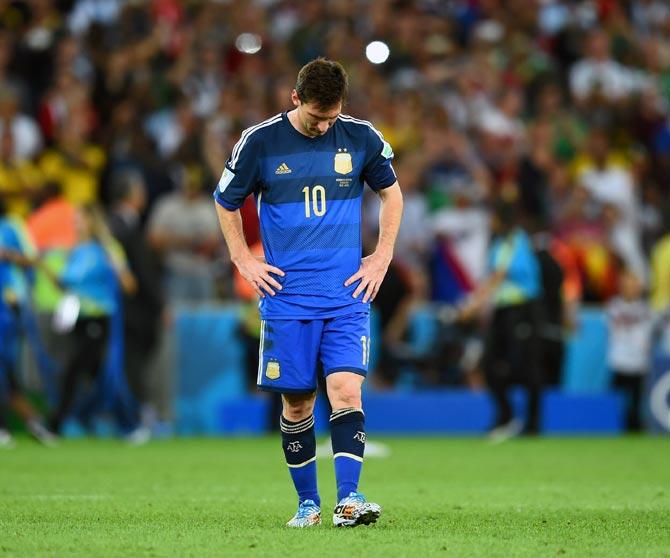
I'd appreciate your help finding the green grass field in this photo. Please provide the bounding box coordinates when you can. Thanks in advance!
[0,437,669,557]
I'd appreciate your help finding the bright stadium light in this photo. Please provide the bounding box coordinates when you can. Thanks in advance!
[235,33,262,54]
[365,41,390,64]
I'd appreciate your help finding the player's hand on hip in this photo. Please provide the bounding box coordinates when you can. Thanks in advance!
[345,250,392,303]
[235,252,285,298]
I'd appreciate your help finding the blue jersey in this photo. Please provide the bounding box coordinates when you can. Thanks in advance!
[488,228,541,307]
[61,242,119,316]
[0,218,32,306]
[213,112,397,319]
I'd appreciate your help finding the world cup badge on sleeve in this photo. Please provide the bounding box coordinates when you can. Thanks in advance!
[265,360,281,380]
[334,149,353,174]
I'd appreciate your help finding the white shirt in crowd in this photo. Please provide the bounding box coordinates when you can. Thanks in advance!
[148,192,220,276]
[364,190,431,270]
[68,0,123,35]
[579,166,647,282]
[431,207,490,285]
[606,297,655,374]
[570,58,633,102]
[0,114,43,161]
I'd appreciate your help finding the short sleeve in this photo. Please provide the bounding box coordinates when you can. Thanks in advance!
[362,126,397,191]
[491,236,516,274]
[213,132,262,210]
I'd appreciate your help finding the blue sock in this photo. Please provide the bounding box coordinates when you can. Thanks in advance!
[280,415,320,507]
[330,408,365,501]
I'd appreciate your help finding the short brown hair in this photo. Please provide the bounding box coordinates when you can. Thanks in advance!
[295,58,348,110]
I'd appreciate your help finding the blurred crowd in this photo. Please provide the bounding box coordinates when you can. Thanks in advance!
[3,0,670,438]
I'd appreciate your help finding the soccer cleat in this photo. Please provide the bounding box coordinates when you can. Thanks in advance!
[333,492,381,527]
[487,418,524,444]
[0,429,15,449]
[27,420,58,447]
[286,499,321,528]
[124,426,152,447]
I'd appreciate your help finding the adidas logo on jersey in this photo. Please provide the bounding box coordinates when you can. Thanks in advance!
[275,163,292,175]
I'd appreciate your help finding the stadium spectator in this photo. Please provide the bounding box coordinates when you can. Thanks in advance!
[533,229,580,387]
[0,122,45,218]
[371,256,426,389]
[108,169,164,429]
[0,31,28,111]
[68,0,122,36]
[0,198,57,446]
[25,182,78,369]
[461,202,543,441]
[47,204,136,435]
[144,95,200,161]
[39,110,105,206]
[0,84,42,161]
[573,128,646,282]
[148,164,220,303]
[606,268,655,431]
[569,28,633,107]
[38,67,93,143]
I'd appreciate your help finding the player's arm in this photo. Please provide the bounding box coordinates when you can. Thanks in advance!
[458,237,513,320]
[345,181,403,303]
[0,248,35,268]
[346,125,403,303]
[215,204,284,298]
[213,128,285,298]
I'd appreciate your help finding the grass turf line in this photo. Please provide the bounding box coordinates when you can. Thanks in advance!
[0,437,668,557]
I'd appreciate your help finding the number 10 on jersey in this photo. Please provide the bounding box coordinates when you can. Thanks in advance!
[302,185,326,218]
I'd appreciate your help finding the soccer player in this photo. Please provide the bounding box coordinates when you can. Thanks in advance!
[214,59,403,527]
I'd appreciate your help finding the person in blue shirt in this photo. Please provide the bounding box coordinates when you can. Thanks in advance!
[46,205,137,435]
[214,59,403,528]
[460,201,543,441]
[0,200,57,447]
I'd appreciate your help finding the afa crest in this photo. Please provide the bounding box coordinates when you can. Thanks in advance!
[265,360,280,380]
[334,149,353,175]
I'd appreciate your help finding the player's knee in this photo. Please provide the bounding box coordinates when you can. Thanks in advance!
[282,396,315,421]
[329,380,362,409]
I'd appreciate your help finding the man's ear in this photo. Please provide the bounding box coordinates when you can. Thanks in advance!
[291,89,301,107]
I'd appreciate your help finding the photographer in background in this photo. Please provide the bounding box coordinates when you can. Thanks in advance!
[46,205,137,436]
[460,202,543,441]
[108,169,164,430]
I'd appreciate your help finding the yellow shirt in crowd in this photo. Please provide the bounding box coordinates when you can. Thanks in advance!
[0,160,44,217]
[651,234,670,311]
[39,145,106,206]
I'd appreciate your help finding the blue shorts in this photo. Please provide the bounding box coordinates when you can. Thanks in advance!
[257,311,370,393]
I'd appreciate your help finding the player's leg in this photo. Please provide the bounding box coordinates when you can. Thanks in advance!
[281,391,321,526]
[483,307,521,441]
[5,314,57,446]
[628,374,644,432]
[322,312,380,527]
[0,343,15,448]
[49,317,110,434]
[255,318,322,527]
[326,372,366,497]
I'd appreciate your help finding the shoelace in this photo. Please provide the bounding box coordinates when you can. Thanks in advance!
[344,492,365,504]
[297,501,319,517]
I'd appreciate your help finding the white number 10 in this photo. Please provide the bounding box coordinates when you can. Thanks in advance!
[302,185,326,218]
[361,335,371,366]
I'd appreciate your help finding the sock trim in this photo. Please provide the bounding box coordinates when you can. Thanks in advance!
[281,415,314,434]
[286,456,317,469]
[333,452,364,462]
[329,408,364,421]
